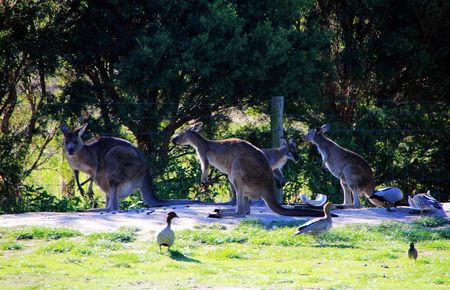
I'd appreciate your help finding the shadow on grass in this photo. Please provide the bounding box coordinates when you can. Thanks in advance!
[169,249,202,263]
[313,243,358,249]
[240,218,308,230]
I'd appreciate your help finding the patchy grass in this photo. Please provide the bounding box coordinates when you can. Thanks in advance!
[12,226,81,240]
[85,227,137,243]
[413,216,450,228]
[0,220,448,289]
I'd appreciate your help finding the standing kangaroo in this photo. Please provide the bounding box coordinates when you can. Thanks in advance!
[226,138,299,206]
[60,124,197,211]
[171,122,325,217]
[304,124,375,208]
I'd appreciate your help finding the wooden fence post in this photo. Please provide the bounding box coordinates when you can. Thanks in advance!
[271,96,284,204]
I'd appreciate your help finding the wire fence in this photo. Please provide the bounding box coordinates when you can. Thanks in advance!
[32,99,450,201]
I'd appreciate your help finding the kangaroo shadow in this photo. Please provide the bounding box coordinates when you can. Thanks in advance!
[169,249,202,263]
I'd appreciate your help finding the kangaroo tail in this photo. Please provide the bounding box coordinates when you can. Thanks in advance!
[262,192,328,217]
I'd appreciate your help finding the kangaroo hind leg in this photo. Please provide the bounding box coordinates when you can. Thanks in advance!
[107,185,119,211]
[350,188,362,208]
[340,179,353,205]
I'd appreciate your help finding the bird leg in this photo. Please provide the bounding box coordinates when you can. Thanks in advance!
[386,202,395,212]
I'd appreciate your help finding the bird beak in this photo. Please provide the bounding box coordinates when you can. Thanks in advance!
[292,231,300,237]
[174,214,179,218]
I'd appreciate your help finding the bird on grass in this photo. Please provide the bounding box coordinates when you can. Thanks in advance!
[294,202,336,236]
[408,242,418,261]
[156,211,178,253]
[408,190,442,216]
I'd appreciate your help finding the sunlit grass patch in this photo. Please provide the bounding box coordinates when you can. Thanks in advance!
[13,227,81,240]
[39,239,76,254]
[422,240,450,250]
[413,216,449,228]
[107,252,143,268]
[85,227,137,243]
[87,239,123,251]
[207,246,250,260]
[0,220,448,289]
[179,226,248,245]
[2,242,24,250]
[369,221,448,242]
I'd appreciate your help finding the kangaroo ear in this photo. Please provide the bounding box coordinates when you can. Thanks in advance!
[288,138,296,146]
[321,124,331,133]
[190,122,203,132]
[74,123,88,137]
[60,125,71,135]
[280,138,288,147]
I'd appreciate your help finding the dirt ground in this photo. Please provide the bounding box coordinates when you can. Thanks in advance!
[0,202,448,235]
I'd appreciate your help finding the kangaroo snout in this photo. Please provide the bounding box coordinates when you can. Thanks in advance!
[171,137,179,145]
[66,143,76,155]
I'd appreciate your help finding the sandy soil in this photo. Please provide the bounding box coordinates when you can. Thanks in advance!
[0,202,448,234]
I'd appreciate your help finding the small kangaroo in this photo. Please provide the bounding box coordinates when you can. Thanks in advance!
[261,138,299,188]
[60,124,197,211]
[172,122,325,217]
[304,124,375,208]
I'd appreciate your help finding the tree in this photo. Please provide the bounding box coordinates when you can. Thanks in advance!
[0,0,69,211]
[62,0,327,168]
[291,0,450,201]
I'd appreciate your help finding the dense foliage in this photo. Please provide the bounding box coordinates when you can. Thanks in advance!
[0,0,448,212]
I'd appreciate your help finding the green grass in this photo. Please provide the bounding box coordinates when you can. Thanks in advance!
[0,220,448,289]
[11,226,81,240]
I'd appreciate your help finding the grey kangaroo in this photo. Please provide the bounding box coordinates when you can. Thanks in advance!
[262,138,299,188]
[304,124,376,208]
[227,138,299,206]
[60,124,198,211]
[172,122,326,217]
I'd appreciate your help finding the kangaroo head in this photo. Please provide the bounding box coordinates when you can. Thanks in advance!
[172,122,203,145]
[60,123,88,155]
[304,124,331,142]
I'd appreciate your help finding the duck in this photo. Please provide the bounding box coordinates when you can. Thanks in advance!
[368,187,403,211]
[294,202,336,236]
[408,190,442,216]
[408,242,418,261]
[156,211,178,253]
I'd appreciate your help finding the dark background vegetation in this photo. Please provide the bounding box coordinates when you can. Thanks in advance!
[0,0,448,212]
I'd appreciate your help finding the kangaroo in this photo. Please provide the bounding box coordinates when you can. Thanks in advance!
[171,122,326,217]
[60,123,198,211]
[226,138,299,206]
[304,124,375,208]
[261,138,299,188]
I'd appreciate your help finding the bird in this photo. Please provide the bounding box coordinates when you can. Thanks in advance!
[408,190,442,216]
[368,187,403,211]
[294,202,336,236]
[408,242,418,261]
[156,211,178,253]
